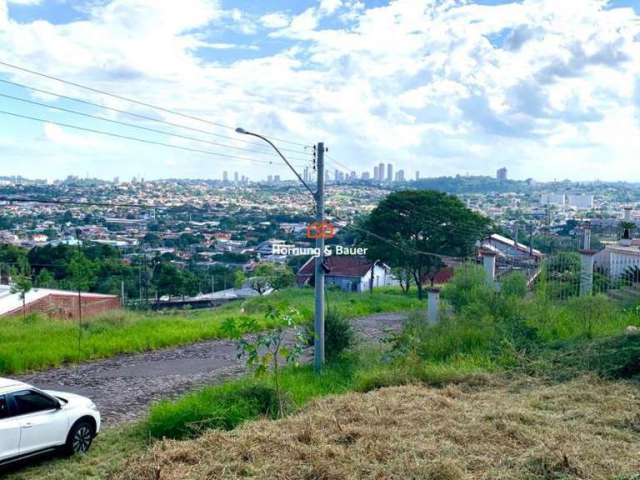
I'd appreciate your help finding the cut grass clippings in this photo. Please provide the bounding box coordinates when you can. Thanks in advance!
[115,376,640,480]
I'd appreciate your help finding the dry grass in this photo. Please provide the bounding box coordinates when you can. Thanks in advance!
[112,376,640,480]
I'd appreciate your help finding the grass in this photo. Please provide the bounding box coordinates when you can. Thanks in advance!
[0,287,421,374]
[7,271,640,479]
[2,426,148,480]
[115,377,640,480]
[147,351,368,439]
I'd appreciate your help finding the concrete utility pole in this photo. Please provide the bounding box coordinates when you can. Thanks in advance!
[314,143,326,370]
[235,128,326,371]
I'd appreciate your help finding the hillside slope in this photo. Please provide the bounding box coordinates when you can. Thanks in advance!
[115,376,640,480]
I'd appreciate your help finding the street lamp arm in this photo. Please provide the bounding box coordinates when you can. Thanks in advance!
[235,128,315,198]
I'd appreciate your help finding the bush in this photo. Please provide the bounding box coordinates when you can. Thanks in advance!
[305,307,355,361]
[147,382,280,439]
[441,264,493,313]
[500,271,528,298]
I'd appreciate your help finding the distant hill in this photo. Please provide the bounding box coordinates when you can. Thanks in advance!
[409,175,530,194]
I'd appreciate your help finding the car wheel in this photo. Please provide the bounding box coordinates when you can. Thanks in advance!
[65,421,95,455]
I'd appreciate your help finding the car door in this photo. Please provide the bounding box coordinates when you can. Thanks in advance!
[0,394,21,462]
[9,389,69,455]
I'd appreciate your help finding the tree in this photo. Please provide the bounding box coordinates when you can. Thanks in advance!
[232,269,246,289]
[391,266,412,294]
[11,274,33,320]
[361,190,491,299]
[236,308,305,417]
[67,251,97,292]
[152,263,183,299]
[249,263,295,295]
[35,268,56,288]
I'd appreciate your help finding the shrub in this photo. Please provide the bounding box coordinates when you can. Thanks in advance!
[500,271,528,298]
[305,307,355,361]
[147,382,280,439]
[441,264,493,313]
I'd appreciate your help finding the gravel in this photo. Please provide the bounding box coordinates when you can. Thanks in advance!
[16,313,407,427]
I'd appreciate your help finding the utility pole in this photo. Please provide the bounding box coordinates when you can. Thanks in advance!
[314,142,326,370]
[235,127,326,371]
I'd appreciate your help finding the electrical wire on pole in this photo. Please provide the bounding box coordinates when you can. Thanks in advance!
[235,127,326,371]
[0,109,310,168]
[0,77,311,155]
[0,60,313,148]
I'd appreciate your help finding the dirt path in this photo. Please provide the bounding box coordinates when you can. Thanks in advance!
[16,312,407,426]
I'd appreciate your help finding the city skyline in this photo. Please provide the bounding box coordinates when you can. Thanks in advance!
[1,1,640,181]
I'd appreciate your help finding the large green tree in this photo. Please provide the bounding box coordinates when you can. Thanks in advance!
[361,190,491,299]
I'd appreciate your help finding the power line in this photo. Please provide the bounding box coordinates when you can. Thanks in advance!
[0,77,311,156]
[325,154,353,173]
[0,91,313,162]
[0,60,312,148]
[0,196,167,209]
[0,109,309,168]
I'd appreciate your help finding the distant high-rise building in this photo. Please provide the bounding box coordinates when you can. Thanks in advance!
[566,194,594,210]
[415,171,420,181]
[350,171,356,180]
[223,171,229,182]
[378,163,385,181]
[234,172,239,183]
[373,166,379,181]
[267,175,273,183]
[303,167,309,183]
[497,167,508,181]
[362,172,370,180]
[395,170,405,182]
[386,163,393,182]
[274,175,281,183]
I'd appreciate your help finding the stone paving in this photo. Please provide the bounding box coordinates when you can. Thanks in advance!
[17,312,407,427]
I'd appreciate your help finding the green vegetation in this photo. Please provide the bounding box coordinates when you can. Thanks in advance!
[360,190,491,298]
[303,306,355,361]
[2,426,148,480]
[6,265,639,479]
[147,350,372,439]
[0,287,421,374]
[394,265,640,380]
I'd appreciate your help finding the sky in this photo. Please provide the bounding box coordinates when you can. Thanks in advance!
[0,0,640,182]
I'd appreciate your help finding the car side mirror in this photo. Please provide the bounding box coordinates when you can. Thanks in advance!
[54,399,62,410]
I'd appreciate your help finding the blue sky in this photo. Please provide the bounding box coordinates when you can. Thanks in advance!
[1,0,640,181]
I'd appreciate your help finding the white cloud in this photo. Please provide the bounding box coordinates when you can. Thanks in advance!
[43,123,104,148]
[7,0,41,4]
[0,0,7,28]
[1,0,640,181]
[260,12,290,29]
[319,0,342,15]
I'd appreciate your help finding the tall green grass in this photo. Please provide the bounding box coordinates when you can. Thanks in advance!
[0,288,421,375]
[147,354,363,439]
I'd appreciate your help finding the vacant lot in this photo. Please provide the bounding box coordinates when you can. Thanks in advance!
[0,288,421,374]
[116,376,640,480]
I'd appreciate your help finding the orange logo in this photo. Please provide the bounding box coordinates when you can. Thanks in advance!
[306,221,336,239]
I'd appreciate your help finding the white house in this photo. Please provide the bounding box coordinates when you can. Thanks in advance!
[594,243,640,278]
[296,255,395,292]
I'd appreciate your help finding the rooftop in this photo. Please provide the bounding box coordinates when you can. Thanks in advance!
[0,285,117,317]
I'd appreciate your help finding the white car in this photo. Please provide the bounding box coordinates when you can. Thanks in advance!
[0,378,101,466]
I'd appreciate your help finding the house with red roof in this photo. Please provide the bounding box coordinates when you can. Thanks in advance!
[296,255,395,292]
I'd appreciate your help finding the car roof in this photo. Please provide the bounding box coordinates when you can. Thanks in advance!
[0,377,31,394]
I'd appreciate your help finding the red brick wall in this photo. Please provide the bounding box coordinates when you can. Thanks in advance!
[9,294,121,320]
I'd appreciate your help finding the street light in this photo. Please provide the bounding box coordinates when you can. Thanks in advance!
[235,128,315,197]
[236,127,326,371]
